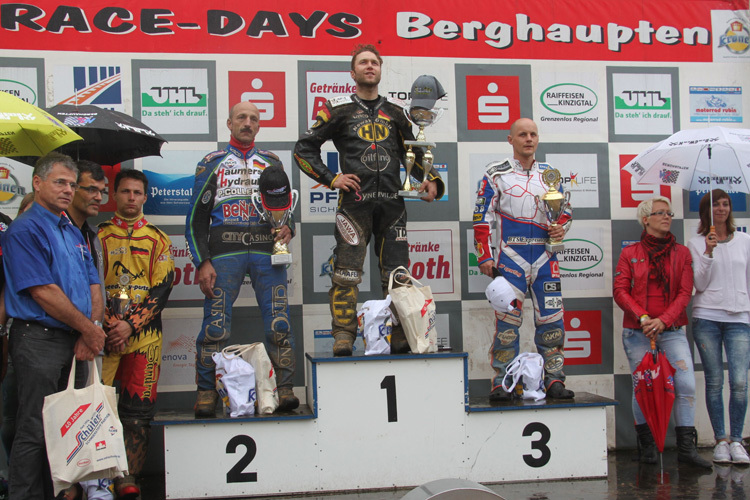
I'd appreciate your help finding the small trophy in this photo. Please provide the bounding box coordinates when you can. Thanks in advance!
[534,168,571,253]
[109,279,133,320]
[399,75,447,198]
[252,166,299,266]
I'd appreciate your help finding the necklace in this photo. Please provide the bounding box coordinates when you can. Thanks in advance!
[717,233,734,244]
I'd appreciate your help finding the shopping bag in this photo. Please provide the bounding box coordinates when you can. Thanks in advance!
[387,266,437,354]
[501,352,546,401]
[213,351,257,417]
[42,357,128,496]
[358,295,395,355]
[223,343,279,414]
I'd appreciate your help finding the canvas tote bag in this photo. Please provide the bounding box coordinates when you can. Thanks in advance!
[387,266,438,353]
[43,357,128,495]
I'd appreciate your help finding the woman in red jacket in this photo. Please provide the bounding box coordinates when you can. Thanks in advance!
[614,196,711,469]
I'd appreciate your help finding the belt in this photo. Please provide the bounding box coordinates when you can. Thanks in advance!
[16,319,75,335]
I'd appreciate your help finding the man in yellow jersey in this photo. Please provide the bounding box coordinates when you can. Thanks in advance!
[98,169,174,499]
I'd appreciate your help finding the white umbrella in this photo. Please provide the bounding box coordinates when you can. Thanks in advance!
[623,126,750,226]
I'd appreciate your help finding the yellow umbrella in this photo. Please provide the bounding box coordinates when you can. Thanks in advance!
[0,91,82,157]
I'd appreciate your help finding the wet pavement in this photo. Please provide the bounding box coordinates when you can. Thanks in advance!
[141,448,750,499]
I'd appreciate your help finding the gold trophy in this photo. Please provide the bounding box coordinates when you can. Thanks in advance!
[399,75,446,198]
[534,168,571,253]
[252,166,299,266]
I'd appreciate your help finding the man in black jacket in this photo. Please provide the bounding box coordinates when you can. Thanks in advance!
[294,44,444,356]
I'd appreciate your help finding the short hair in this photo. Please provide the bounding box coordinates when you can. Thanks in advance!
[350,44,382,71]
[75,160,105,183]
[114,169,148,192]
[698,189,735,236]
[32,152,76,181]
[636,196,672,229]
[17,192,34,216]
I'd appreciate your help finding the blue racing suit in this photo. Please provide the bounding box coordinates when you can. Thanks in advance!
[185,143,295,391]
[473,158,572,390]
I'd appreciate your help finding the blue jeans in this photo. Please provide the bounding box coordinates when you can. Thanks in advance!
[196,252,294,391]
[622,328,696,427]
[8,321,78,500]
[692,318,750,442]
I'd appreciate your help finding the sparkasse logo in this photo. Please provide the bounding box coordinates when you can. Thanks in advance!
[540,83,597,115]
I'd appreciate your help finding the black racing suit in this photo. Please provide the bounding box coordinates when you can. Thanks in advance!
[294,94,444,340]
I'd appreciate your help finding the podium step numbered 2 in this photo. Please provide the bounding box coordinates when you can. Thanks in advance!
[156,352,615,499]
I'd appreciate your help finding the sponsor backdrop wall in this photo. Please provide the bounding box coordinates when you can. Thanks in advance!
[1,1,748,450]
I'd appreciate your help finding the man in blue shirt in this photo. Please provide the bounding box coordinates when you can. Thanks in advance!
[2,152,106,500]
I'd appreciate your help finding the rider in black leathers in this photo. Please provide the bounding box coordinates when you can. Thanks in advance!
[294,45,444,356]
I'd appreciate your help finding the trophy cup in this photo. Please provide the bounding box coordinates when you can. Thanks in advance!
[251,166,299,265]
[534,168,571,253]
[109,279,133,321]
[399,75,447,198]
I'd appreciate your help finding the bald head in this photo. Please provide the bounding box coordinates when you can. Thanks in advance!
[509,118,537,137]
[227,101,261,146]
[507,118,539,166]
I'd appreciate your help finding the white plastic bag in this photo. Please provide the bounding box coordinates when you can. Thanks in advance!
[223,343,279,414]
[501,352,546,401]
[358,295,395,355]
[213,351,257,417]
[388,266,437,354]
[42,358,128,495]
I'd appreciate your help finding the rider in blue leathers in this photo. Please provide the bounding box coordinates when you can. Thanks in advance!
[186,101,298,416]
[473,118,574,401]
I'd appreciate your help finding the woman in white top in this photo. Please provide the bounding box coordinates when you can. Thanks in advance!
[687,189,750,465]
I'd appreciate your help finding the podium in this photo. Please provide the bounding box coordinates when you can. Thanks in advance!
[155,352,615,499]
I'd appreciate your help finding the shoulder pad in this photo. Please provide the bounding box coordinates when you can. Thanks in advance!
[329,95,352,108]
[486,160,513,178]
[386,96,407,108]
[256,149,281,164]
[202,150,227,163]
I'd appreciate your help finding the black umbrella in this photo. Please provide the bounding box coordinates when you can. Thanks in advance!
[46,104,167,165]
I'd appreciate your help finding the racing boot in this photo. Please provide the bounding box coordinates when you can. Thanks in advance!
[277,386,300,412]
[330,283,359,356]
[635,423,658,464]
[194,389,218,418]
[116,418,151,499]
[332,332,355,356]
[488,386,513,404]
[546,381,575,399]
[676,426,713,469]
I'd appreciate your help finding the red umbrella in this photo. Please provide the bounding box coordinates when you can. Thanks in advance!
[633,340,676,455]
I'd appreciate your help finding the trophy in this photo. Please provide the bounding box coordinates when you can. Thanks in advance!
[109,277,133,320]
[252,166,299,265]
[399,75,447,198]
[534,168,571,253]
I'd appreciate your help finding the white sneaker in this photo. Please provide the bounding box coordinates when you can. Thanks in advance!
[729,442,750,465]
[714,441,732,463]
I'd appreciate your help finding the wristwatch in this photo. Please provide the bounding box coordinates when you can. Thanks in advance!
[94,320,103,328]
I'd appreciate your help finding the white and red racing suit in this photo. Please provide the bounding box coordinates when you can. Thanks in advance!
[473,158,572,390]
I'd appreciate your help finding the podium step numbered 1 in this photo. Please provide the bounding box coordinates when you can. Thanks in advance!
[157,352,615,499]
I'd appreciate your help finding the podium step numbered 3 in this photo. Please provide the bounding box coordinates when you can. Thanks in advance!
[156,352,616,499]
